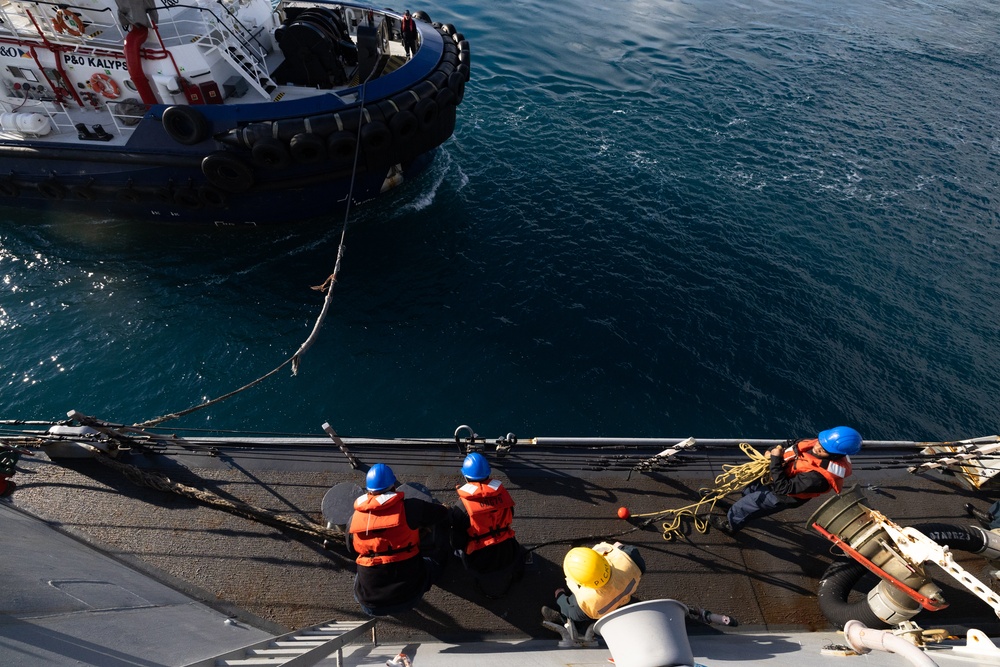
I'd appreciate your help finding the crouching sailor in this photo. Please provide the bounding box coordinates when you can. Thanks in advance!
[451,453,525,586]
[347,463,451,616]
[543,542,646,629]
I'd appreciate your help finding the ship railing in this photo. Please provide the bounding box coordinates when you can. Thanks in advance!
[149,0,275,96]
[0,0,273,93]
[1,1,129,50]
[152,1,271,66]
[0,94,142,141]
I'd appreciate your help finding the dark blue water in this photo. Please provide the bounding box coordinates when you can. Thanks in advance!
[2,0,999,442]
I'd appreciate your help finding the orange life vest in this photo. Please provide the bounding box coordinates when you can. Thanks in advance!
[783,439,852,499]
[401,15,415,35]
[457,479,515,554]
[349,491,420,566]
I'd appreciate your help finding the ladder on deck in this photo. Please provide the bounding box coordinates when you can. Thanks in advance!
[183,618,377,667]
[218,40,278,100]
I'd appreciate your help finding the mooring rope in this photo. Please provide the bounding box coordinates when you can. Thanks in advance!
[136,66,382,430]
[624,443,771,541]
[91,451,345,543]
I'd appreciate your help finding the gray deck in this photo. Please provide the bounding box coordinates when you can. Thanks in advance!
[0,501,273,666]
[3,437,1000,665]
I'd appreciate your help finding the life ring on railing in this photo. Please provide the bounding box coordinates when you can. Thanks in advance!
[90,73,121,100]
[53,9,86,36]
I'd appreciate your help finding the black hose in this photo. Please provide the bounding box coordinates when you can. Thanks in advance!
[817,522,985,629]
[912,523,985,553]
[817,559,888,629]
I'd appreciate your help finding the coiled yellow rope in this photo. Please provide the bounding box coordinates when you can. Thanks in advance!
[629,443,772,541]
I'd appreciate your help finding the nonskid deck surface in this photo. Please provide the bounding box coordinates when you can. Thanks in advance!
[6,437,1000,649]
[3,500,995,667]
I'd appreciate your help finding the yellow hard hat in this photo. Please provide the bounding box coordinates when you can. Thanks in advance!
[563,547,611,588]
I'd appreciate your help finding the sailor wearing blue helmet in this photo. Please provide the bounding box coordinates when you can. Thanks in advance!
[346,463,451,615]
[711,426,862,535]
[450,453,524,582]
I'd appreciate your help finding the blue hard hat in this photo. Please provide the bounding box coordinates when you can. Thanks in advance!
[366,463,397,492]
[818,426,862,456]
[461,452,491,481]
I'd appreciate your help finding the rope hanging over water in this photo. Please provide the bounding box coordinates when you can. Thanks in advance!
[628,443,771,541]
[135,71,380,430]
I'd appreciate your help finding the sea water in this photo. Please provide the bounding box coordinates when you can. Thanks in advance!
[1,0,998,442]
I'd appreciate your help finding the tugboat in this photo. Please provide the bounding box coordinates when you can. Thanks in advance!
[0,0,470,223]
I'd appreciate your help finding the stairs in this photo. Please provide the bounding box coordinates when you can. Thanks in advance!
[183,618,377,667]
[222,43,279,99]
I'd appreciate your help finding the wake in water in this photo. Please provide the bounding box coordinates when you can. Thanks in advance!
[2,0,1000,441]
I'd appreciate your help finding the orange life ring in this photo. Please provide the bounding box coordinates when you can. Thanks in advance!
[90,72,121,99]
[53,9,86,36]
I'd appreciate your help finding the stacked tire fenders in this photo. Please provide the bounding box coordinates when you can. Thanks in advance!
[191,18,472,196]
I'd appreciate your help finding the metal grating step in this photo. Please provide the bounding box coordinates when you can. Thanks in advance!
[181,618,377,667]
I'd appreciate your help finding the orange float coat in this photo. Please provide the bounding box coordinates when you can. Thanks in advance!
[349,491,420,566]
[456,479,515,554]
[782,438,851,499]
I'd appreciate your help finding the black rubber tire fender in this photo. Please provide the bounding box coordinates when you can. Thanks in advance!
[198,185,227,208]
[117,186,142,203]
[252,137,292,169]
[201,152,254,193]
[413,97,439,133]
[37,180,67,200]
[389,110,419,145]
[360,121,392,166]
[71,184,97,200]
[289,133,327,164]
[446,68,467,104]
[436,87,456,109]
[327,131,358,163]
[162,105,210,145]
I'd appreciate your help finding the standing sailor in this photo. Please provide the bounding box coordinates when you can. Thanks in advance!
[711,426,862,535]
[400,10,418,59]
[346,463,451,616]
